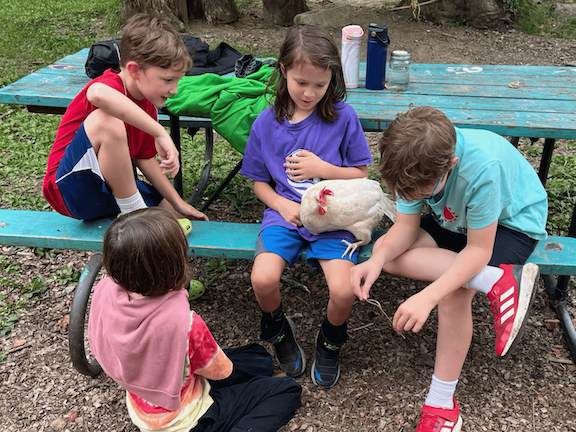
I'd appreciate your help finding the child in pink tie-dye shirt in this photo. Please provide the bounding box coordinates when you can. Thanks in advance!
[88,207,301,432]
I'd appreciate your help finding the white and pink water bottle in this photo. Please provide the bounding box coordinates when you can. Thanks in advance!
[341,25,364,89]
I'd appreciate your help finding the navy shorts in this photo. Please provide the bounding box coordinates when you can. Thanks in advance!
[420,214,538,266]
[55,123,163,220]
[254,226,359,267]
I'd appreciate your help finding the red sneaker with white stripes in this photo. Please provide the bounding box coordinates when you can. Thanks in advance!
[415,398,462,432]
[487,263,540,357]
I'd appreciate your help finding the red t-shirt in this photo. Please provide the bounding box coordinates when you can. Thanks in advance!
[42,69,158,216]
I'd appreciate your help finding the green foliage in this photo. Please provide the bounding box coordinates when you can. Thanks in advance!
[0,0,122,86]
[33,247,62,258]
[52,266,81,285]
[0,110,61,210]
[506,0,576,39]
[205,258,227,274]
[180,130,258,218]
[546,150,576,236]
[0,296,25,335]
[0,255,22,275]
[21,277,50,299]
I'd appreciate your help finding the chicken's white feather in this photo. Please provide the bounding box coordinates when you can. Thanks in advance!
[300,179,396,258]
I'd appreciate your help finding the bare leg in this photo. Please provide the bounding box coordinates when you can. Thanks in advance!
[319,259,356,326]
[84,110,137,199]
[251,253,286,312]
[434,287,476,381]
[383,228,474,382]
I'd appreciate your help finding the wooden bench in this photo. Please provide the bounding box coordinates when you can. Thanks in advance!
[1,208,576,376]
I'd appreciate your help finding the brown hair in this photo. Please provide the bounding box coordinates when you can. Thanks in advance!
[268,24,346,123]
[378,106,456,200]
[103,207,191,297]
[120,14,192,72]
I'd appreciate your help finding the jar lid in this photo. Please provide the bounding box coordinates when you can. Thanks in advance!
[391,50,410,60]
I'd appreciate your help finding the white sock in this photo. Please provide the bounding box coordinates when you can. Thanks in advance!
[116,191,147,216]
[424,374,458,409]
[464,265,504,294]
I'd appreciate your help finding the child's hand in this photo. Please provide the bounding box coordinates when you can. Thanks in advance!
[176,203,209,221]
[350,261,381,301]
[284,150,326,180]
[277,197,301,227]
[155,134,180,177]
[393,291,436,334]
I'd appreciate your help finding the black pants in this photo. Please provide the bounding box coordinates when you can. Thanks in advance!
[193,343,301,432]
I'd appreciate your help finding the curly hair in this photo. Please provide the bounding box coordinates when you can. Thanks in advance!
[120,14,192,72]
[378,106,456,200]
[266,24,346,123]
[103,207,191,297]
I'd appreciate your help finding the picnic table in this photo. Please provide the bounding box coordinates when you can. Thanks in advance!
[1,49,576,362]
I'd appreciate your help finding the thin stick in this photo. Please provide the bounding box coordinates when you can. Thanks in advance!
[532,398,536,432]
[280,275,310,293]
[366,298,407,339]
[350,322,374,332]
[0,110,14,120]
[388,0,440,12]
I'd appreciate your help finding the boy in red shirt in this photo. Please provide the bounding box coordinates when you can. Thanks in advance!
[43,14,207,221]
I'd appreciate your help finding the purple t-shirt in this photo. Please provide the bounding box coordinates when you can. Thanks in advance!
[241,102,373,241]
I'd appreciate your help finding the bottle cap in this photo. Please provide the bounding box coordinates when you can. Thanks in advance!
[342,25,364,41]
[369,23,387,38]
[391,50,410,60]
[368,23,389,46]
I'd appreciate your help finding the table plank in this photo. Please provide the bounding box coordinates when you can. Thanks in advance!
[1,49,576,140]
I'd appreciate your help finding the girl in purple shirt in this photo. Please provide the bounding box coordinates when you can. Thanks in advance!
[241,25,373,389]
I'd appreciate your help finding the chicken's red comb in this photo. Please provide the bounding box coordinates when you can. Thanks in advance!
[317,187,333,215]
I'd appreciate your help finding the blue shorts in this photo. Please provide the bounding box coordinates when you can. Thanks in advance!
[55,123,163,220]
[254,226,359,268]
[420,214,538,266]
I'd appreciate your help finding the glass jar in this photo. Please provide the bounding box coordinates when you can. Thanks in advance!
[387,50,411,91]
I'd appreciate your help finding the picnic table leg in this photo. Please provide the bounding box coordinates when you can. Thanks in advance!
[538,138,555,185]
[532,137,576,361]
[199,159,243,212]
[69,254,103,377]
[543,206,576,362]
[169,113,184,196]
[187,126,214,206]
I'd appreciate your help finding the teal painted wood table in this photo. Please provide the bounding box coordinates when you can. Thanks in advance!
[1,50,576,360]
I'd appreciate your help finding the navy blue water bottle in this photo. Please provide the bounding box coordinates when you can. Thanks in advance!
[365,23,390,90]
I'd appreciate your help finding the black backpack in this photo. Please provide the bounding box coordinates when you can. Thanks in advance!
[84,36,241,78]
[85,39,122,79]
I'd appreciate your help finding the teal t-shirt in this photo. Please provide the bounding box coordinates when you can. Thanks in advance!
[396,128,548,241]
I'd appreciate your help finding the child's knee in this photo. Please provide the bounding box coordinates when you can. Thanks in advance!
[84,110,127,147]
[328,284,356,307]
[251,264,281,294]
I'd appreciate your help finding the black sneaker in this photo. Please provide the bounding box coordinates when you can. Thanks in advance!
[261,315,306,377]
[311,330,344,389]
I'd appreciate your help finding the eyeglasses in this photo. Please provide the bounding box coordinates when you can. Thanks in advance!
[422,169,449,200]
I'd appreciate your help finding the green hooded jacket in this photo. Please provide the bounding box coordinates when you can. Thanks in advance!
[166,65,276,154]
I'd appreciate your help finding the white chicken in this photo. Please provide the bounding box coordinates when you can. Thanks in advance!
[300,178,396,258]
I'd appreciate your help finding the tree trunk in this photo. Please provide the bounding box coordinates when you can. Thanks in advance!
[123,0,239,26]
[201,0,238,24]
[123,0,186,29]
[262,0,308,26]
[397,0,509,29]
